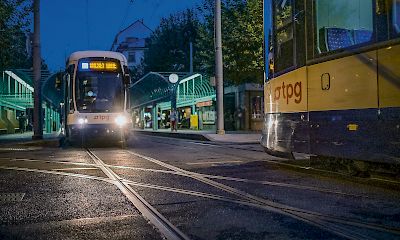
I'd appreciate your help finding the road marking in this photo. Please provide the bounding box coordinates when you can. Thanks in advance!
[0,147,42,151]
[94,163,365,197]
[7,158,97,166]
[0,193,25,203]
[2,215,138,229]
[186,160,243,165]
[52,167,99,171]
[0,166,113,183]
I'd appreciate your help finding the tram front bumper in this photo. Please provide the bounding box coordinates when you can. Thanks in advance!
[68,124,131,141]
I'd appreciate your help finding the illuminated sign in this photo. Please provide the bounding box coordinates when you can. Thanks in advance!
[196,100,213,107]
[90,62,105,70]
[80,61,118,71]
[82,62,89,69]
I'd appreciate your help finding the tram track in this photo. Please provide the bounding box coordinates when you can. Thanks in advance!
[2,162,400,237]
[144,137,400,187]
[106,164,367,198]
[0,157,370,198]
[124,149,400,240]
[2,150,400,239]
[85,149,190,240]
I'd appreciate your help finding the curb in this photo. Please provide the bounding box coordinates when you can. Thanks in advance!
[134,130,211,141]
[0,138,63,148]
[18,138,63,148]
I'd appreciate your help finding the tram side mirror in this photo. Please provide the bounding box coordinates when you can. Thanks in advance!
[123,66,131,85]
[67,64,75,74]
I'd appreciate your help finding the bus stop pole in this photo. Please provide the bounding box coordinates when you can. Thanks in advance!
[215,0,225,134]
[32,0,43,140]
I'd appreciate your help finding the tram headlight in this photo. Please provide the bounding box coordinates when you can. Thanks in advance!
[115,115,127,127]
[78,118,88,125]
[78,118,85,125]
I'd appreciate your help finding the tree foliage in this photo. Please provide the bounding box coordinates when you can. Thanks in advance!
[0,0,32,69]
[226,0,264,84]
[197,0,264,85]
[143,9,200,73]
[139,0,264,85]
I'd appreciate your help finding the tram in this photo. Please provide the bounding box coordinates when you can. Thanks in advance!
[61,51,132,144]
[261,0,400,163]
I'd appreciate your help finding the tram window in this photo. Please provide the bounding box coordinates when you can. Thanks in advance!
[68,74,74,112]
[393,0,400,34]
[273,0,294,73]
[76,72,123,113]
[314,0,374,54]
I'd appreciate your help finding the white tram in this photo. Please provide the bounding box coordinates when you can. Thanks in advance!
[62,51,132,144]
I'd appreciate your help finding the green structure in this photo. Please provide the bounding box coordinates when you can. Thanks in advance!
[0,69,62,134]
[130,72,216,130]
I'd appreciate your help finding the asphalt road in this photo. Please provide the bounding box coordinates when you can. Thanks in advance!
[1,134,400,240]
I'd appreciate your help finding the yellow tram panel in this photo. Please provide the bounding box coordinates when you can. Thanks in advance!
[377,45,400,108]
[265,67,308,113]
[308,51,378,111]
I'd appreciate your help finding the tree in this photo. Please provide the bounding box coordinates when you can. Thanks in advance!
[0,0,32,69]
[143,0,264,85]
[143,9,201,73]
[197,0,264,85]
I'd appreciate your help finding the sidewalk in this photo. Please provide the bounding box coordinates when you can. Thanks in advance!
[0,131,62,147]
[0,129,262,146]
[134,128,261,144]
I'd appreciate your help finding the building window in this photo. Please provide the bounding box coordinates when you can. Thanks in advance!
[314,0,374,54]
[273,0,294,73]
[251,96,263,119]
[128,52,136,64]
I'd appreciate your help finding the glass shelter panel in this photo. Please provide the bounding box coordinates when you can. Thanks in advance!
[393,0,400,35]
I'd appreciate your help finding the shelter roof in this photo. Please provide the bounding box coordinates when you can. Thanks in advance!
[130,72,215,109]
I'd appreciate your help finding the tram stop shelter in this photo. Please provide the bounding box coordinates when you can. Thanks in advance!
[130,72,216,130]
[0,69,62,134]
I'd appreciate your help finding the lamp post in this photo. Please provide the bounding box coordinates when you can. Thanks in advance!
[215,0,225,134]
[169,74,179,132]
[0,29,4,67]
[32,0,43,140]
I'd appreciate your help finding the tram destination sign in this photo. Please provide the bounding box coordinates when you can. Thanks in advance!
[80,61,118,72]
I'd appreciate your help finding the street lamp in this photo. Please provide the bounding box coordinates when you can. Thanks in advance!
[169,73,179,132]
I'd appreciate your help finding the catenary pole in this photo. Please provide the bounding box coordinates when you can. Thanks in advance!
[189,42,193,74]
[215,0,225,134]
[32,0,43,140]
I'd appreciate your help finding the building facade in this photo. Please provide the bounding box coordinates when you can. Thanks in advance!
[110,20,152,68]
[224,83,264,131]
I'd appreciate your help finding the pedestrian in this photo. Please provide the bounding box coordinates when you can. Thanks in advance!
[170,109,177,132]
[18,112,27,133]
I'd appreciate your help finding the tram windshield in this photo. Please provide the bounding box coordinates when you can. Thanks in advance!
[75,68,124,113]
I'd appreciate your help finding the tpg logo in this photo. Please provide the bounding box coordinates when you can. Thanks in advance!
[274,81,302,104]
[94,115,110,121]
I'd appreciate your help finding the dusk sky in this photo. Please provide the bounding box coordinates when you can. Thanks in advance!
[40,0,203,71]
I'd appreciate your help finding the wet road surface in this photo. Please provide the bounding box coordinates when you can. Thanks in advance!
[1,134,400,240]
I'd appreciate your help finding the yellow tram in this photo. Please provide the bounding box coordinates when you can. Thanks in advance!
[262,0,400,163]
